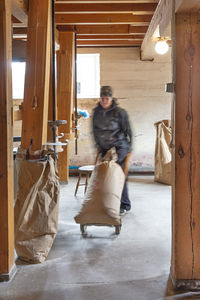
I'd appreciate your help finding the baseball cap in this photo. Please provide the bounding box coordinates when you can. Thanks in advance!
[100,86,113,97]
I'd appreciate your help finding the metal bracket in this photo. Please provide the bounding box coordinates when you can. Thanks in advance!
[46,120,68,147]
[45,140,69,146]
[165,82,175,93]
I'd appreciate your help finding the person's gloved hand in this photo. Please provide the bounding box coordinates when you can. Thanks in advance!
[123,152,133,177]
[95,148,102,164]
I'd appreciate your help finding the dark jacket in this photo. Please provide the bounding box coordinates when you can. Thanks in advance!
[92,99,132,152]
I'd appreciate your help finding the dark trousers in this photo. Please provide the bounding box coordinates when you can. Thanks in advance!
[102,147,131,211]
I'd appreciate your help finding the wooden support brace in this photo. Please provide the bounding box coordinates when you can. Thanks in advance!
[0,0,16,281]
[11,0,28,27]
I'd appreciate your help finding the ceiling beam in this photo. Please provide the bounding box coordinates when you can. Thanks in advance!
[55,1,159,3]
[141,0,183,60]
[129,25,148,33]
[13,27,27,39]
[13,30,145,40]
[77,34,144,39]
[57,24,148,34]
[12,22,27,28]
[13,27,27,34]
[55,13,153,25]
[77,39,142,46]
[55,3,157,13]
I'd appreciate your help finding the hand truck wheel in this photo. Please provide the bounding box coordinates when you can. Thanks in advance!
[115,225,121,235]
[80,224,87,234]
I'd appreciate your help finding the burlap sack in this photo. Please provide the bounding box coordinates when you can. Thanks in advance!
[15,155,60,263]
[74,150,125,226]
[154,120,172,185]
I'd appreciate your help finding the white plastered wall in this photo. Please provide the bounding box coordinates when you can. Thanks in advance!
[69,47,171,170]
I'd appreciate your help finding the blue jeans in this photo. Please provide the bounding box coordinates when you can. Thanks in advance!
[102,147,131,211]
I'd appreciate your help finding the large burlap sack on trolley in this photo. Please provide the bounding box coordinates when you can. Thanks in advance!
[74,159,125,226]
[154,120,172,185]
[15,156,60,263]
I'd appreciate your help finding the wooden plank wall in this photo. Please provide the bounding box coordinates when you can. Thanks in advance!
[69,47,171,168]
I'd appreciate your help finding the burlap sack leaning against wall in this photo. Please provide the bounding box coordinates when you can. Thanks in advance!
[15,154,60,263]
[154,120,172,185]
[74,148,125,226]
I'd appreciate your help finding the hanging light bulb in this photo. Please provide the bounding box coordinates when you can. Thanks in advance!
[155,38,169,55]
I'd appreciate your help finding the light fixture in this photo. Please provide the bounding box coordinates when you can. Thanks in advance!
[155,37,169,55]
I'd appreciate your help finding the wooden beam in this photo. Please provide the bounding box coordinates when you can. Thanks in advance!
[55,13,153,25]
[47,24,55,142]
[77,34,144,39]
[21,0,51,151]
[55,0,159,3]
[13,25,148,39]
[57,24,148,34]
[171,12,200,289]
[13,27,27,34]
[11,0,28,26]
[57,32,75,182]
[129,25,148,34]
[177,0,200,13]
[13,27,27,40]
[77,39,142,46]
[0,0,16,281]
[141,0,183,60]
[47,31,59,143]
[12,22,27,28]
[55,3,157,13]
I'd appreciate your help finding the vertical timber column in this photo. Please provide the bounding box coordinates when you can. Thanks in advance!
[0,0,15,281]
[21,0,51,151]
[48,29,59,142]
[47,55,54,141]
[171,12,200,289]
[57,31,75,182]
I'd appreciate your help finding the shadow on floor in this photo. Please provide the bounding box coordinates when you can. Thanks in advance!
[15,257,32,266]
[128,175,171,187]
[128,176,155,184]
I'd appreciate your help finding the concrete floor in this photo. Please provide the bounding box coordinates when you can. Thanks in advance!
[0,175,199,300]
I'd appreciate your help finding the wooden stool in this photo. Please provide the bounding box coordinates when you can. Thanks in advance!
[74,165,94,196]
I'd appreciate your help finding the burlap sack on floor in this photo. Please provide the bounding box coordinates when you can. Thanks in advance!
[154,120,172,185]
[15,155,60,263]
[74,148,125,226]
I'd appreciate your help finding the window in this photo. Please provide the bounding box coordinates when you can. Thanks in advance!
[12,62,26,99]
[11,54,100,99]
[77,54,100,98]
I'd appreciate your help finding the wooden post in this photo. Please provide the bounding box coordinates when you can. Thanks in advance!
[21,0,51,152]
[171,11,200,289]
[57,31,75,182]
[47,55,54,142]
[0,0,16,281]
[48,29,59,143]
